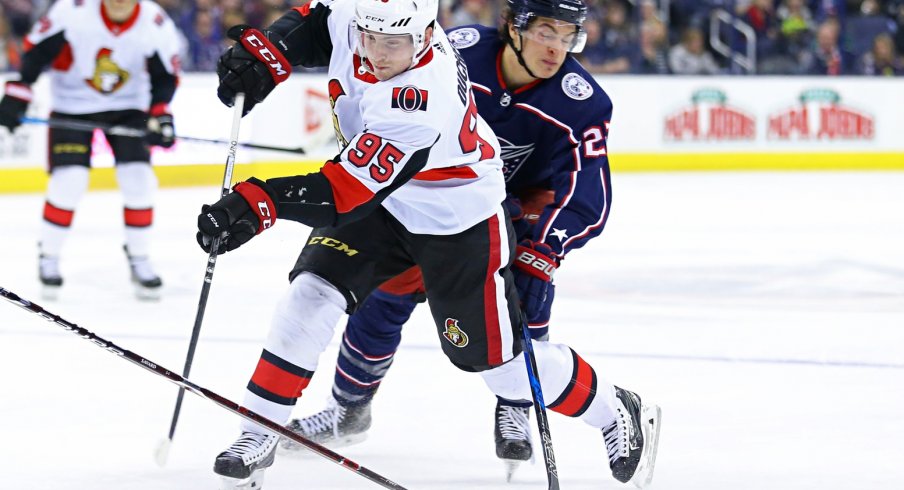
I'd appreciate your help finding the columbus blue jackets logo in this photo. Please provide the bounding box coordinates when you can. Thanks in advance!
[447,27,480,49]
[498,136,535,181]
[442,318,469,348]
[561,73,593,101]
[391,85,428,112]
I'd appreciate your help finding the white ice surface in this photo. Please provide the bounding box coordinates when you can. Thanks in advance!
[1,172,903,489]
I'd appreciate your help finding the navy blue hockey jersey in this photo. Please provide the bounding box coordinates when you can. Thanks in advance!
[447,24,613,261]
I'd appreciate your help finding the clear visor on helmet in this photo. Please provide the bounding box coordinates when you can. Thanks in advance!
[518,18,587,53]
[357,27,417,62]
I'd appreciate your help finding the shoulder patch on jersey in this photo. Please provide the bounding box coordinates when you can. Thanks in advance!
[448,28,480,49]
[561,73,593,101]
[391,85,429,112]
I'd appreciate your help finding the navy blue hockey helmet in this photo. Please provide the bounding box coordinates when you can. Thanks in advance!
[506,0,589,52]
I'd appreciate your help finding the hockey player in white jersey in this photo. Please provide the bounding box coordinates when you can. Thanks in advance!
[196,0,656,488]
[0,0,180,300]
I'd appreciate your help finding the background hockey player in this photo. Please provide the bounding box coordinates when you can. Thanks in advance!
[197,0,658,487]
[282,0,654,484]
[0,0,180,300]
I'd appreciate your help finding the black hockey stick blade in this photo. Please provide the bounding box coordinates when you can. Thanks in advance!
[0,287,407,490]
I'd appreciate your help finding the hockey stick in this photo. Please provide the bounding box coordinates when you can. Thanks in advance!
[520,321,560,490]
[0,286,408,490]
[20,116,308,154]
[155,93,244,467]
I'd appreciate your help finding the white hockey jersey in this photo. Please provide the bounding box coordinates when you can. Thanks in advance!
[24,0,181,114]
[312,0,506,235]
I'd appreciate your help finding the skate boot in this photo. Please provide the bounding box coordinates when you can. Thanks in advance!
[38,254,63,300]
[282,396,372,452]
[602,387,662,488]
[494,400,533,482]
[214,431,278,490]
[124,245,162,300]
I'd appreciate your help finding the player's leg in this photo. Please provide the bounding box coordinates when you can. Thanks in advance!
[214,210,414,487]
[37,112,92,298]
[480,325,661,486]
[283,266,425,450]
[418,208,660,486]
[491,281,554,471]
[107,110,161,299]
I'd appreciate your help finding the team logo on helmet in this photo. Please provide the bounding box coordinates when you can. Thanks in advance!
[442,318,469,348]
[391,85,429,112]
[447,27,480,49]
[561,73,593,101]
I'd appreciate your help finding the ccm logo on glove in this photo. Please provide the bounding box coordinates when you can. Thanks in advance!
[240,30,289,82]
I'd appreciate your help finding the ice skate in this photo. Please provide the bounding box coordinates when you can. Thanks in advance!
[214,431,278,490]
[494,401,533,482]
[603,387,661,488]
[38,254,63,300]
[124,245,162,300]
[281,396,371,452]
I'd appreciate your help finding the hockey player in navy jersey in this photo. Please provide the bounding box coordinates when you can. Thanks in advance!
[0,0,180,300]
[283,0,661,484]
[198,0,658,487]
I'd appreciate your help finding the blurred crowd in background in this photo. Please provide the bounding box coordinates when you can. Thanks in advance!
[1,0,903,75]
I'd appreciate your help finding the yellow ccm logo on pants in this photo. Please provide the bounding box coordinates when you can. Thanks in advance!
[52,143,90,154]
[307,236,359,257]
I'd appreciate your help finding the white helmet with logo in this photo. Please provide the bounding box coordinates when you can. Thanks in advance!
[355,0,438,65]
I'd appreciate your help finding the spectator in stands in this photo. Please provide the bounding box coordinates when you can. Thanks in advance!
[1,5,22,72]
[578,0,635,73]
[185,9,223,71]
[804,17,851,73]
[743,0,782,60]
[669,26,722,74]
[446,0,498,27]
[634,19,670,73]
[894,2,904,55]
[857,31,904,74]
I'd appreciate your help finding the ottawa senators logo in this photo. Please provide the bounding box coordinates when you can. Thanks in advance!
[391,85,428,112]
[85,48,129,94]
[327,78,349,148]
[442,318,469,348]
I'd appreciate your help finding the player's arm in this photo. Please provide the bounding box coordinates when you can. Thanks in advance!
[533,98,614,261]
[196,125,439,254]
[215,2,333,115]
[0,4,67,131]
[145,9,181,147]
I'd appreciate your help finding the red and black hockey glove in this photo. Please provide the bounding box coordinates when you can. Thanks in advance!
[145,103,176,148]
[216,25,291,116]
[512,240,559,321]
[0,82,32,132]
[197,177,279,255]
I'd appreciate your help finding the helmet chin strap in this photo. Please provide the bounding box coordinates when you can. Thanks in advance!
[506,33,541,80]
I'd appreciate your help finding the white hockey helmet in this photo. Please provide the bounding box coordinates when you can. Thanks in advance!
[355,0,438,65]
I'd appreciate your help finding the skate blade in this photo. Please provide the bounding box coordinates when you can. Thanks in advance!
[41,285,61,301]
[219,469,266,490]
[133,284,161,301]
[629,404,662,489]
[502,459,522,483]
[279,432,368,456]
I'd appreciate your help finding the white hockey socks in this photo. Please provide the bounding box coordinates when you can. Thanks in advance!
[116,162,157,257]
[481,341,619,429]
[240,273,348,435]
[40,165,90,257]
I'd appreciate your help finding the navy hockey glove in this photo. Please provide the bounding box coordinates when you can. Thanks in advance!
[512,240,558,323]
[217,25,291,116]
[145,104,175,148]
[0,82,32,132]
[197,177,279,254]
